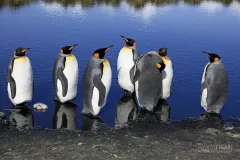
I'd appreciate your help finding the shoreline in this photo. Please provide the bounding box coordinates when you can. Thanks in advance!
[1,114,240,160]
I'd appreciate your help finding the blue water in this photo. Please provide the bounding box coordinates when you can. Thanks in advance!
[0,0,240,130]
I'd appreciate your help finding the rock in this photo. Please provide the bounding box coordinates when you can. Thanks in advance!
[205,128,221,136]
[33,103,48,111]
[226,132,240,138]
[0,112,6,119]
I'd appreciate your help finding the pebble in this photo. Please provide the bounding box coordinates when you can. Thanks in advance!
[0,112,6,119]
[33,102,48,111]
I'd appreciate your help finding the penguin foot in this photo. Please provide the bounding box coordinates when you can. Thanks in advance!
[15,102,27,107]
[81,107,91,115]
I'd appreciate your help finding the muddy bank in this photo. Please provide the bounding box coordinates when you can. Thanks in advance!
[1,114,240,160]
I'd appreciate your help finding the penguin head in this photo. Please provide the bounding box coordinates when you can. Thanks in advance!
[120,35,136,47]
[158,48,167,57]
[14,47,30,57]
[202,51,221,63]
[93,45,114,59]
[61,44,78,55]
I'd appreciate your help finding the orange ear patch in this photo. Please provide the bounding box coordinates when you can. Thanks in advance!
[214,57,219,62]
[156,63,161,69]
[94,53,99,58]
[60,49,64,54]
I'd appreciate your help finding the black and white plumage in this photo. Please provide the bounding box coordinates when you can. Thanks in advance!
[7,48,33,106]
[117,35,139,95]
[82,45,113,116]
[53,44,79,103]
[200,51,228,113]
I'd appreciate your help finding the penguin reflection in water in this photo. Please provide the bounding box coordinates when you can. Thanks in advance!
[7,48,33,106]
[53,101,77,130]
[115,95,138,127]
[117,35,139,96]
[53,44,79,103]
[201,51,228,114]
[158,48,173,100]
[9,105,34,129]
[134,51,165,112]
[82,45,113,116]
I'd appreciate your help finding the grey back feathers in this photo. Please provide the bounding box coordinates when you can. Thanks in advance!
[201,60,228,113]
[135,51,164,111]
[82,57,106,114]
[130,47,140,84]
[7,58,16,99]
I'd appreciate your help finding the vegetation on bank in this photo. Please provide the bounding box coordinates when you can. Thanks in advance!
[0,0,240,10]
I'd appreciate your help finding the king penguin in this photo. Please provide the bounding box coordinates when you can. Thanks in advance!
[134,51,165,112]
[158,48,173,100]
[200,51,228,114]
[82,45,113,116]
[7,47,33,106]
[117,35,139,96]
[53,44,79,103]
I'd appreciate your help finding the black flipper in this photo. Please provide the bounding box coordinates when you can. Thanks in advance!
[93,75,106,107]
[57,67,68,97]
[132,48,139,63]
[7,58,16,99]
[129,65,135,84]
[133,67,141,83]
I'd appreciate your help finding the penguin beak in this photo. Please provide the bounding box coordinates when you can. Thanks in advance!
[120,35,129,42]
[69,44,78,51]
[104,45,114,53]
[22,48,30,52]
[202,51,210,57]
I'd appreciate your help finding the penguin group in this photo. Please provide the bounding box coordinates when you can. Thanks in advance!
[6,35,229,121]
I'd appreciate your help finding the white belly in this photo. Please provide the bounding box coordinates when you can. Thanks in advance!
[91,60,112,115]
[162,63,173,99]
[117,48,135,92]
[201,88,208,110]
[8,57,33,105]
[57,55,78,103]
